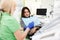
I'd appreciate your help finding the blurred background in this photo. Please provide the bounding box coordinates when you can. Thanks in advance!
[0,0,60,24]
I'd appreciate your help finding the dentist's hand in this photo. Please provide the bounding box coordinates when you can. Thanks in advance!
[28,22,34,29]
[24,22,34,30]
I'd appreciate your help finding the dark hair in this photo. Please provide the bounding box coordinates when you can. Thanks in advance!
[21,7,31,18]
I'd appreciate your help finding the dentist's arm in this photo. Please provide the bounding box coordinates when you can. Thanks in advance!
[14,22,34,40]
[14,28,30,40]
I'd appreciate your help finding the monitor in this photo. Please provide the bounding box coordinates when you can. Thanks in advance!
[36,8,47,16]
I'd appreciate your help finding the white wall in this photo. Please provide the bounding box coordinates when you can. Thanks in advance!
[41,0,54,17]
[12,0,24,23]
[25,0,54,17]
[53,0,60,19]
[25,0,41,15]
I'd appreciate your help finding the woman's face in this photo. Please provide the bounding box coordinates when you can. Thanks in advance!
[24,9,30,17]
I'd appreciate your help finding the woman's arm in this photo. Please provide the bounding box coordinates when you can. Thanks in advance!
[29,27,37,34]
[14,28,30,40]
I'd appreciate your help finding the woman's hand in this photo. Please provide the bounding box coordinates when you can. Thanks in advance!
[29,27,37,34]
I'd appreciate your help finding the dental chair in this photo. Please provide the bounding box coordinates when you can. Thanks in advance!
[32,17,60,40]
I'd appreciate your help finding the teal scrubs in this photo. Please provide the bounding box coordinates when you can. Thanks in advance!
[0,12,20,40]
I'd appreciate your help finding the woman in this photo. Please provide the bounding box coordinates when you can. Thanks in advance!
[21,7,41,39]
[0,0,33,40]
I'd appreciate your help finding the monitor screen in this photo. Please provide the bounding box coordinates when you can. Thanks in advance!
[36,9,47,16]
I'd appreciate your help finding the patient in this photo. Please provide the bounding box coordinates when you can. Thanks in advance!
[21,7,41,39]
